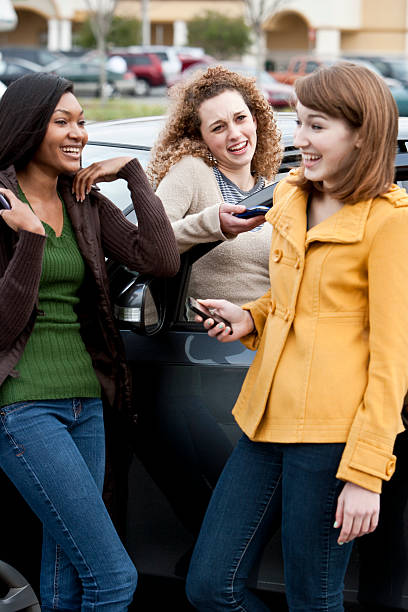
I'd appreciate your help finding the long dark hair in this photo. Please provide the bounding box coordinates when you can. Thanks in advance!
[0,72,74,171]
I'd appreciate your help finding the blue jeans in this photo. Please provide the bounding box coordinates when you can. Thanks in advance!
[186,435,353,612]
[0,398,137,611]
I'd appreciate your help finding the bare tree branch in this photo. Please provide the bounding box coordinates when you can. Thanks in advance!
[244,0,288,28]
[83,0,119,101]
[243,0,289,84]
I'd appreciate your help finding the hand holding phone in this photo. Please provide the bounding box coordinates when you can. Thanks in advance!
[188,297,233,334]
[0,193,11,210]
[235,205,270,219]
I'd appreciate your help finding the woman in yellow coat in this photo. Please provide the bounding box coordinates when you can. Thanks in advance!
[186,63,408,612]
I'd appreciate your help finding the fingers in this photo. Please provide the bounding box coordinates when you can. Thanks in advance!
[73,166,98,202]
[205,318,232,341]
[337,512,377,544]
[334,483,380,544]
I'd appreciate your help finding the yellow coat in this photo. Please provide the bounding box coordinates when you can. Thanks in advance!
[233,172,408,493]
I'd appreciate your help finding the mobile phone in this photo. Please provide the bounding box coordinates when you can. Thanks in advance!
[235,205,271,219]
[188,297,233,334]
[234,181,278,219]
[0,193,11,210]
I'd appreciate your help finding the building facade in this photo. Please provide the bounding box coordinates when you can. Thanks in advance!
[1,0,408,64]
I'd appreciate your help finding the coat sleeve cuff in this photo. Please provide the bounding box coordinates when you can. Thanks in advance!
[336,440,397,493]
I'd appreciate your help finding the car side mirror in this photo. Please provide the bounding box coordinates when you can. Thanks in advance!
[113,275,164,336]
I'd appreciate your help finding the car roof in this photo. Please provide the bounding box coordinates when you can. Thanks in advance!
[86,113,408,150]
[86,112,298,149]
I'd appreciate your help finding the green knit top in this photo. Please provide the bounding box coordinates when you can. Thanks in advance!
[0,190,101,407]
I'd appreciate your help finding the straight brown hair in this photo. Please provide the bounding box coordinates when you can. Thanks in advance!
[291,62,398,204]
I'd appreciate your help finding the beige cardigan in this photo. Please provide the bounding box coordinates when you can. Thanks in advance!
[156,156,272,306]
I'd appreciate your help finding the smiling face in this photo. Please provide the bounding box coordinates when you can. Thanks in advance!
[31,92,88,176]
[198,89,257,179]
[294,101,361,190]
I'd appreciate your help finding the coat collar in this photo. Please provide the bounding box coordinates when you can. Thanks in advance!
[266,181,373,259]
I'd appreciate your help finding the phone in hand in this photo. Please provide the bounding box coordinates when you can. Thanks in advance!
[0,193,11,210]
[234,181,278,219]
[188,297,233,334]
[235,205,271,219]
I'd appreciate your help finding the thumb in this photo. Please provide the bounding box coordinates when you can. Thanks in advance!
[220,202,245,214]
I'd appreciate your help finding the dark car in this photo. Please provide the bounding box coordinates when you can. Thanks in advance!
[0,46,62,67]
[3,114,408,608]
[0,56,42,86]
[82,114,408,608]
[347,56,408,88]
[46,55,138,97]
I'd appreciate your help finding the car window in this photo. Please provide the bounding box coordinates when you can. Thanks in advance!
[305,61,320,73]
[6,63,27,75]
[39,50,59,65]
[152,52,168,61]
[127,56,151,66]
[82,143,151,212]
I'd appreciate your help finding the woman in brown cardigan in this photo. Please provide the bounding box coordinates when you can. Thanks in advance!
[0,72,179,610]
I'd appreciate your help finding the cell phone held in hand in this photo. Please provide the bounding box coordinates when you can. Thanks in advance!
[234,181,278,219]
[0,193,11,210]
[188,297,233,334]
[235,205,271,219]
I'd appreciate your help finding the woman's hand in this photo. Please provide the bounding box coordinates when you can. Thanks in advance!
[220,203,266,235]
[335,482,380,544]
[73,156,133,202]
[195,299,255,343]
[0,188,45,235]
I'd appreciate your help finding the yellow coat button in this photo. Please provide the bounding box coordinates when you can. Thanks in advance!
[272,249,283,262]
[386,459,396,477]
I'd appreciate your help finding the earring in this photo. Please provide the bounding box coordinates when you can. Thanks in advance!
[207,149,218,165]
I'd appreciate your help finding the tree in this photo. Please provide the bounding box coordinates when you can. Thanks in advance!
[75,16,141,48]
[187,11,252,59]
[243,0,289,77]
[84,0,118,101]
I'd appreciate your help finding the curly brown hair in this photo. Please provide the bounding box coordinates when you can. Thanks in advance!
[147,65,283,187]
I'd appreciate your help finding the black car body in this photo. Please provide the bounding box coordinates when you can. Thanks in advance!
[81,114,408,607]
[2,113,408,607]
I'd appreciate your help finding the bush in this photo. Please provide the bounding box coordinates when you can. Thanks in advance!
[187,11,252,59]
[74,16,141,49]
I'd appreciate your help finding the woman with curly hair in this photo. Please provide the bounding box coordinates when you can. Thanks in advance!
[147,65,283,306]
[135,68,282,559]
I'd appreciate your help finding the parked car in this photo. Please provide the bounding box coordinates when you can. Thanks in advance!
[3,113,408,607]
[168,60,294,109]
[0,56,42,86]
[119,45,182,86]
[346,56,408,88]
[268,54,408,116]
[0,45,62,67]
[46,56,139,97]
[109,50,166,94]
[81,113,408,608]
